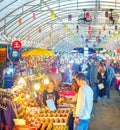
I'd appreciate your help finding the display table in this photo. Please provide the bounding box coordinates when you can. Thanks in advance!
[13,125,37,130]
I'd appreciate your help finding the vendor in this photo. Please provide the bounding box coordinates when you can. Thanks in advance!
[43,80,60,108]
[48,64,62,90]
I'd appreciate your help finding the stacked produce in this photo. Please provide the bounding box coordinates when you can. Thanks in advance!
[11,73,71,129]
[12,86,39,119]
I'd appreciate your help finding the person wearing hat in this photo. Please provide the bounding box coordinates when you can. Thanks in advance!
[74,73,93,130]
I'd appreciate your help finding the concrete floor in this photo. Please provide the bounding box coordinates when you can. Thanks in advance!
[89,89,120,130]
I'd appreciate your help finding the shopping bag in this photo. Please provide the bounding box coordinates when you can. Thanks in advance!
[98,83,104,90]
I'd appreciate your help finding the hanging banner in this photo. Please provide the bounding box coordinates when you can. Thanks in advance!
[12,40,22,50]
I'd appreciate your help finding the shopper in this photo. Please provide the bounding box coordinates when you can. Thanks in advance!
[90,60,99,102]
[97,63,107,103]
[65,79,79,130]
[74,73,93,130]
[106,62,115,98]
[48,64,62,90]
[43,80,60,109]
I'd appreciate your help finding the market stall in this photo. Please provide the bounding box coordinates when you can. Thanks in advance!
[0,51,74,130]
[115,73,120,96]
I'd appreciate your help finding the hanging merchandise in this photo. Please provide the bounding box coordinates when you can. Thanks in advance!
[68,14,72,21]
[18,18,22,26]
[0,89,16,130]
[51,11,55,19]
[0,89,13,109]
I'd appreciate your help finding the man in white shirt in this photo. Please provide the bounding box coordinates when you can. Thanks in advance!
[74,73,93,130]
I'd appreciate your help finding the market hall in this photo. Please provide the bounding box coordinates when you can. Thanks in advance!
[0,0,120,130]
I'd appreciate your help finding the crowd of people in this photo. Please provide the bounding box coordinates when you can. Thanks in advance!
[1,56,119,130]
[41,58,120,130]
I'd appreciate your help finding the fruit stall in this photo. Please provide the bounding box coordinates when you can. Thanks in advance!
[0,71,74,130]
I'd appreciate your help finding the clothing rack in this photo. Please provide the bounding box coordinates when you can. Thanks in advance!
[0,89,13,110]
[0,89,16,130]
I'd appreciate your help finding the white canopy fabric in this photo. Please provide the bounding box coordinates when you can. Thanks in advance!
[0,0,120,52]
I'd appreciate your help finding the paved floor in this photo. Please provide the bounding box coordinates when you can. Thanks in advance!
[89,89,120,130]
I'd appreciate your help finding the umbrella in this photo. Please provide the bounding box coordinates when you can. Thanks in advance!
[21,48,54,57]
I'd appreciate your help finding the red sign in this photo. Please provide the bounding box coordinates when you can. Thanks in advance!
[12,40,22,50]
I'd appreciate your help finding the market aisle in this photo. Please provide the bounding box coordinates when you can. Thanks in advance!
[89,89,120,130]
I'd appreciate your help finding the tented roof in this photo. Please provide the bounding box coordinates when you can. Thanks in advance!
[0,0,120,52]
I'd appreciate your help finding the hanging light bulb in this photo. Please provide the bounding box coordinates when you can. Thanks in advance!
[34,83,40,91]
[44,77,49,84]
[18,77,26,85]
[17,84,23,89]
[51,11,55,19]
[26,94,30,99]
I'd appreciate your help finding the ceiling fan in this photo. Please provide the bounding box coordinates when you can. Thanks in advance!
[106,9,119,26]
[78,9,92,25]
